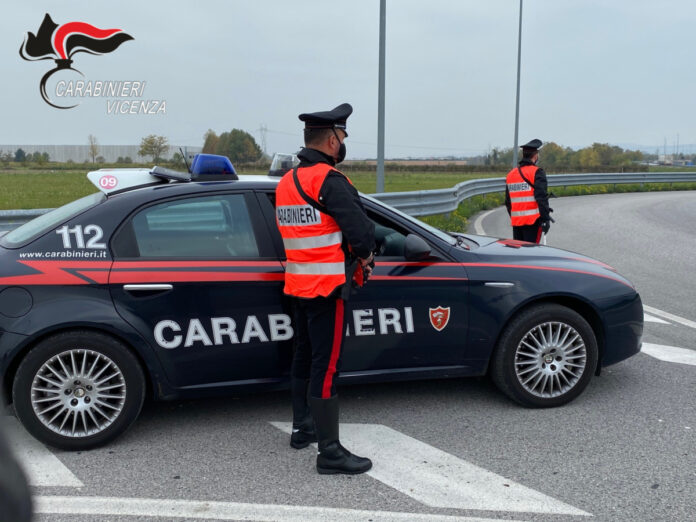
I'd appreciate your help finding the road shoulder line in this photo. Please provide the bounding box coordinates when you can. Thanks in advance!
[643,305,696,330]
[473,209,497,235]
[641,343,696,366]
[34,494,523,522]
[5,416,83,487]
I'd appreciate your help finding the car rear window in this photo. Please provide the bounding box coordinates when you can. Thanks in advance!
[118,194,260,258]
[0,192,105,249]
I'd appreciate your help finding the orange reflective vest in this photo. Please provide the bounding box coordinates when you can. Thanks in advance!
[275,163,348,298]
[506,165,540,226]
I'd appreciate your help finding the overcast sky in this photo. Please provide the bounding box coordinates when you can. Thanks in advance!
[2,0,695,159]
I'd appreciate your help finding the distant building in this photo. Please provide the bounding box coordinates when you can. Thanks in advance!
[0,144,202,163]
[658,154,673,165]
[672,158,692,166]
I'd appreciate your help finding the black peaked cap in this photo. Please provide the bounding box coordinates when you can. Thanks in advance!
[299,103,353,132]
[520,138,543,150]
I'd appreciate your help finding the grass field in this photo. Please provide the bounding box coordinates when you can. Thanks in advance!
[0,170,96,209]
[0,168,501,209]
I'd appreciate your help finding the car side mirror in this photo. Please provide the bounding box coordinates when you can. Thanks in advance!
[404,234,431,261]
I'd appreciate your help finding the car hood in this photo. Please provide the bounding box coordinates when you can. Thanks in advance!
[465,235,611,264]
[461,234,634,288]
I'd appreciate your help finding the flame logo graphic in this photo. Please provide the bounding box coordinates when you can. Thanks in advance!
[19,14,133,109]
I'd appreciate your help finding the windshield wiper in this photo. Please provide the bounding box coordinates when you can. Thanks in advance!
[449,232,471,250]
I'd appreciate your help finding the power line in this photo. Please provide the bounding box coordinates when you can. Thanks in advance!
[256,124,268,155]
[264,128,301,137]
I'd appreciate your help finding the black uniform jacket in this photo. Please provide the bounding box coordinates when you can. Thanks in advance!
[296,147,376,260]
[505,159,552,222]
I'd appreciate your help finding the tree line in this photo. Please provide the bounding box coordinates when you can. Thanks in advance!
[486,142,645,169]
[3,132,689,171]
[84,129,263,165]
[1,149,51,165]
[202,129,263,163]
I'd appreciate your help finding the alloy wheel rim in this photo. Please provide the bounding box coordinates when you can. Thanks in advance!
[514,321,587,398]
[30,349,126,437]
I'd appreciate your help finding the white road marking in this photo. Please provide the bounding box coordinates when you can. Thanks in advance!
[34,495,522,522]
[473,209,496,235]
[641,343,696,366]
[271,422,589,517]
[4,416,83,487]
[644,313,669,324]
[643,305,696,330]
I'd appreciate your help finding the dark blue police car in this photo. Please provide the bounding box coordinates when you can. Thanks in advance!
[0,155,643,449]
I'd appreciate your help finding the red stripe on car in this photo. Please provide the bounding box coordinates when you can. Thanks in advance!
[109,271,284,284]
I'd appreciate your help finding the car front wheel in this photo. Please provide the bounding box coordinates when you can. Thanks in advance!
[491,304,598,408]
[12,331,145,450]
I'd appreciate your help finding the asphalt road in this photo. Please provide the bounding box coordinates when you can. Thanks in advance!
[473,191,696,350]
[9,191,696,522]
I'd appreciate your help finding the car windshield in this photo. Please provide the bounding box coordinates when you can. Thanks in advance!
[361,193,456,246]
[1,192,105,248]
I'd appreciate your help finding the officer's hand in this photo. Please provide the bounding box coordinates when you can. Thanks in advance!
[360,253,374,281]
[541,220,551,234]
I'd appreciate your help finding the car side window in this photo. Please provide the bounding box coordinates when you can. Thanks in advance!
[370,214,408,258]
[122,194,260,258]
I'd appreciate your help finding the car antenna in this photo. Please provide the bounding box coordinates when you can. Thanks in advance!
[179,147,191,173]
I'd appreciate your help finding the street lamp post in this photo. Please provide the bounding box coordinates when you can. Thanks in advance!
[377,0,386,193]
[512,0,523,167]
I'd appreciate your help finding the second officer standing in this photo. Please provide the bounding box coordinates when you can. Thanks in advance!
[505,139,553,243]
[275,103,376,474]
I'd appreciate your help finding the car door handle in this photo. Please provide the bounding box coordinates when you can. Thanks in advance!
[484,282,515,287]
[123,284,173,292]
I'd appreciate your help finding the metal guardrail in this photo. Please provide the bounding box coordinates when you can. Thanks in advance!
[370,171,696,216]
[0,208,53,233]
[1,172,695,232]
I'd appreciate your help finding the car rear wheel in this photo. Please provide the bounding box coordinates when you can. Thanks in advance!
[491,304,598,408]
[12,331,145,450]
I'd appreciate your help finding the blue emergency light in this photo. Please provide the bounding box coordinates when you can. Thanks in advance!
[190,154,238,181]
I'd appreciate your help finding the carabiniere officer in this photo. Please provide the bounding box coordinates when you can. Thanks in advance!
[505,139,553,243]
[275,103,376,475]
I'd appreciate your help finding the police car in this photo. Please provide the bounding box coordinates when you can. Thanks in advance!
[0,155,643,450]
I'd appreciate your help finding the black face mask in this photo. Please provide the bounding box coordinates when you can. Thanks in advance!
[332,129,346,164]
[336,142,346,164]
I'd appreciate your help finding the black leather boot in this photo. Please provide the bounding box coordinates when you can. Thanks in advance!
[290,378,316,449]
[309,395,372,475]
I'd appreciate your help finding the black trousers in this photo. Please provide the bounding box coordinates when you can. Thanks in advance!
[512,220,542,243]
[290,296,346,399]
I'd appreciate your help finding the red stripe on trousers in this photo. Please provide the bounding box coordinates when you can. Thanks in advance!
[536,226,543,244]
[322,299,344,398]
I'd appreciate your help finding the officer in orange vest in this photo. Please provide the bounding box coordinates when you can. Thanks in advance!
[505,139,553,243]
[275,103,375,474]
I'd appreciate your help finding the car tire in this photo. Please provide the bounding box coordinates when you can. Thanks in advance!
[491,304,598,408]
[12,330,145,450]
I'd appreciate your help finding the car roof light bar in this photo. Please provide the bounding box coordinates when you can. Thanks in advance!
[87,154,239,195]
